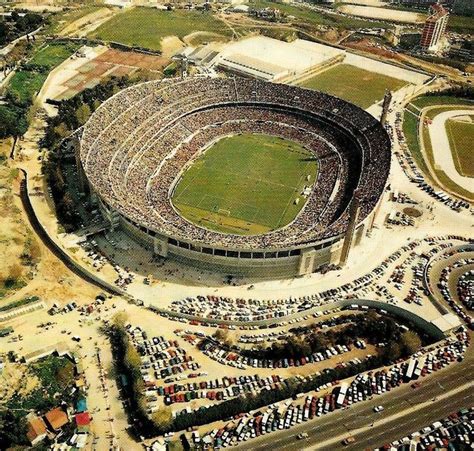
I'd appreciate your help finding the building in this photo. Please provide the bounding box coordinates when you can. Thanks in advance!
[26,416,48,446]
[44,407,69,432]
[210,36,345,83]
[420,4,449,53]
[79,78,391,279]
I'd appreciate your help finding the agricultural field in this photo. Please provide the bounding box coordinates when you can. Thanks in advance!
[89,8,231,51]
[445,116,474,178]
[299,64,407,109]
[171,133,318,235]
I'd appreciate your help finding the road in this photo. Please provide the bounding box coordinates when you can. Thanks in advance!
[239,350,474,451]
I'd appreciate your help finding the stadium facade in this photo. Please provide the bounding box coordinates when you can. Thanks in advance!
[78,77,391,278]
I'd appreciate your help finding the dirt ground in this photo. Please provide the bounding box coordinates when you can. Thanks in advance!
[0,140,35,300]
[339,5,425,23]
[161,36,185,58]
[0,124,99,310]
[60,8,116,37]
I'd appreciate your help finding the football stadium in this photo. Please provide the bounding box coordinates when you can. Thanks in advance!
[79,77,391,278]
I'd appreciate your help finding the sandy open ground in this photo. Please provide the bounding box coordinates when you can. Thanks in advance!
[340,5,425,23]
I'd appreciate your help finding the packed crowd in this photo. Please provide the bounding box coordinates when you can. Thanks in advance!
[80,77,391,250]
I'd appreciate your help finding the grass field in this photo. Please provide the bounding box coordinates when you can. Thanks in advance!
[445,116,474,178]
[30,42,79,68]
[89,8,231,51]
[7,43,78,105]
[171,134,318,235]
[299,64,407,109]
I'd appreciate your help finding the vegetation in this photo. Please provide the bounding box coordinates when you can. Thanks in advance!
[250,0,390,30]
[445,116,474,177]
[113,311,430,438]
[172,133,318,235]
[0,42,79,139]
[0,295,40,313]
[403,91,474,197]
[227,311,425,361]
[89,7,231,51]
[0,355,76,449]
[42,6,104,35]
[299,64,406,109]
[403,90,474,200]
[0,11,43,46]
[447,14,474,34]
[42,75,134,231]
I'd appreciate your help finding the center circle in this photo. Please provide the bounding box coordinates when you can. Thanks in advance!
[170,133,319,236]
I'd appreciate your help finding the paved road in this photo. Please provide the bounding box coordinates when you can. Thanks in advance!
[239,351,474,451]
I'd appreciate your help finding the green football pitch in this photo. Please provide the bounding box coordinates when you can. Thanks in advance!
[171,134,318,235]
[298,64,407,109]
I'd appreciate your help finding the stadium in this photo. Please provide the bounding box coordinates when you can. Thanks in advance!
[79,77,391,278]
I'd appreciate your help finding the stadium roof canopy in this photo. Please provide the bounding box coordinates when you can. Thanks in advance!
[215,36,345,82]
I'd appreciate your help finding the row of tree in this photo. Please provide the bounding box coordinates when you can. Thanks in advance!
[111,310,429,439]
[217,311,425,362]
[41,75,134,231]
[0,11,43,46]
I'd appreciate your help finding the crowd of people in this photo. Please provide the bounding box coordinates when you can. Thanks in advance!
[80,77,390,251]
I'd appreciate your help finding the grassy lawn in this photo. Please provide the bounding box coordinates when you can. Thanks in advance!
[445,116,474,178]
[447,15,474,34]
[171,133,318,235]
[7,43,79,105]
[30,42,79,68]
[403,95,474,201]
[251,0,390,29]
[299,64,407,109]
[8,71,47,104]
[89,7,231,50]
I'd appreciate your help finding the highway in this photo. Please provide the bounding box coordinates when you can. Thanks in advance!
[239,350,474,451]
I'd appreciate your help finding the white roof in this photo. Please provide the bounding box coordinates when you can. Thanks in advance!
[431,313,462,333]
[215,36,344,80]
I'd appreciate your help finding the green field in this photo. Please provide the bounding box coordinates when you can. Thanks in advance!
[30,42,79,68]
[299,64,407,109]
[7,43,78,105]
[89,8,231,51]
[171,134,318,235]
[446,116,474,178]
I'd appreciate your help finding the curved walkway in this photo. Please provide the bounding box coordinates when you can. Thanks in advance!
[427,108,474,194]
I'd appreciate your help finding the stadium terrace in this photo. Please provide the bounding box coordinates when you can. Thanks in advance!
[79,77,391,278]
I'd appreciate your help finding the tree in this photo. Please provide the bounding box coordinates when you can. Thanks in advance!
[75,104,91,126]
[152,407,173,430]
[400,331,422,356]
[112,312,128,328]
[383,341,401,361]
[125,343,141,370]
[213,329,233,346]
